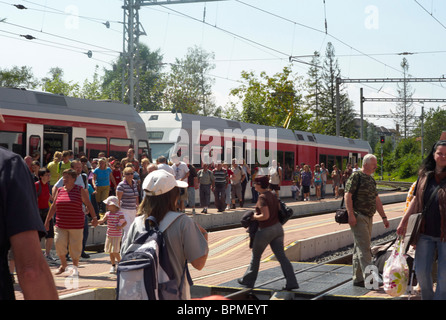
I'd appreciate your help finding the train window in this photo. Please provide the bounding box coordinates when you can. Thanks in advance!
[138,140,150,161]
[307,135,315,142]
[295,133,304,141]
[150,143,174,161]
[319,154,327,167]
[110,138,134,160]
[283,151,294,181]
[29,135,41,158]
[148,131,164,140]
[149,115,159,121]
[86,136,107,159]
[0,132,24,155]
[74,138,84,158]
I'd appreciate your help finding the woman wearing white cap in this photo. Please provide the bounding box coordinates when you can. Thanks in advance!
[121,170,209,300]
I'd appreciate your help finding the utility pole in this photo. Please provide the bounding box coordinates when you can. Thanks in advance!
[336,77,446,137]
[122,0,226,109]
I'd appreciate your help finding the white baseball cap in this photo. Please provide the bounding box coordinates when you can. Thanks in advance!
[103,196,120,208]
[143,169,188,196]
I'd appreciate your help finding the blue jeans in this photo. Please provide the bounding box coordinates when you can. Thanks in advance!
[415,234,446,300]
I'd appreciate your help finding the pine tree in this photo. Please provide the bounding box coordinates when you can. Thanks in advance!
[391,58,415,139]
[305,51,324,133]
[319,42,356,137]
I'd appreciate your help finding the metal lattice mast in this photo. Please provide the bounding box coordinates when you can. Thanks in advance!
[122,0,226,109]
[336,77,446,137]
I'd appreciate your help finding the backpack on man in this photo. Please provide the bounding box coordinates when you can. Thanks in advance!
[116,212,192,300]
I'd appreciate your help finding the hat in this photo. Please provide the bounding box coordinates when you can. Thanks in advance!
[143,170,188,196]
[103,196,120,208]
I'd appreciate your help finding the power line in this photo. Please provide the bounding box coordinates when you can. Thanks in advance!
[414,0,446,31]
[0,20,120,56]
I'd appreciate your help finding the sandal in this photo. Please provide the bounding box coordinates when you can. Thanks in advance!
[54,266,66,275]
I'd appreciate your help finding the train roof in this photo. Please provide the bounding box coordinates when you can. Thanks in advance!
[139,111,372,153]
[0,87,144,124]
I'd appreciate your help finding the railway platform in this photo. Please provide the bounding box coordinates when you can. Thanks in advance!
[14,191,409,301]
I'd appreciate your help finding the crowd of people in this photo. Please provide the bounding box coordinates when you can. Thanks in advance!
[8,136,446,301]
[290,162,359,202]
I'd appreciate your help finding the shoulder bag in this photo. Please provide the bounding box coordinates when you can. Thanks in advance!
[334,173,361,224]
[403,183,442,253]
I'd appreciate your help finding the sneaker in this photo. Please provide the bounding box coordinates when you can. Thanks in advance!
[109,265,116,274]
[45,254,58,262]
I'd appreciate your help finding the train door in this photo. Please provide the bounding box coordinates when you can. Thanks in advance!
[72,127,86,158]
[26,123,43,160]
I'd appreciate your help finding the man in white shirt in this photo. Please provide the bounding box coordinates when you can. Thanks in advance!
[156,156,175,175]
[170,155,190,212]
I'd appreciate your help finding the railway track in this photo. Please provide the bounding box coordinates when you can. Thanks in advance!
[219,237,397,300]
[376,180,413,191]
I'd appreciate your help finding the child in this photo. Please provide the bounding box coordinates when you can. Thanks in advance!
[291,183,300,201]
[99,196,126,274]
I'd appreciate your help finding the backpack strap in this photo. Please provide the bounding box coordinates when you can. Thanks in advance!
[159,211,184,232]
[144,211,183,231]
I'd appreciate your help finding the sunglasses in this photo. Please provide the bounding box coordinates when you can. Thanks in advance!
[125,173,134,175]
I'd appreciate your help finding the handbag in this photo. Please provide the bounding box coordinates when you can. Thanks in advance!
[335,200,349,224]
[403,183,442,252]
[278,200,293,225]
[334,173,361,224]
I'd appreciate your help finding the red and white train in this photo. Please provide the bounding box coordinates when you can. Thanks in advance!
[0,87,149,164]
[139,111,372,190]
[0,86,372,197]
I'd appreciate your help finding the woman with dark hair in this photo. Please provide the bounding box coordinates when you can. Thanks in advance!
[238,175,298,290]
[120,170,208,300]
[397,139,446,300]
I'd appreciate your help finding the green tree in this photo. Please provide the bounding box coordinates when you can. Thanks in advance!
[319,42,356,138]
[413,106,446,156]
[230,66,310,130]
[305,51,324,132]
[102,43,165,110]
[0,66,39,89]
[42,67,80,97]
[80,66,107,100]
[391,58,416,139]
[162,46,216,115]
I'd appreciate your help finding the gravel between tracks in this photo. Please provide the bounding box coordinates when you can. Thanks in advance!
[303,231,397,264]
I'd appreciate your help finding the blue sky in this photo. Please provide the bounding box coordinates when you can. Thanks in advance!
[1,0,445,129]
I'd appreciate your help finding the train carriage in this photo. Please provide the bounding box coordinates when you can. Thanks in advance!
[0,87,150,164]
[140,111,372,199]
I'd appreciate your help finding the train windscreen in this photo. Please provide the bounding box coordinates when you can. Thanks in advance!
[150,143,174,161]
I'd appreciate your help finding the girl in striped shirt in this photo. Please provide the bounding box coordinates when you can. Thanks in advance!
[99,196,127,274]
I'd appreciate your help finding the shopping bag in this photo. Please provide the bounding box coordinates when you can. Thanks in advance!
[382,238,409,297]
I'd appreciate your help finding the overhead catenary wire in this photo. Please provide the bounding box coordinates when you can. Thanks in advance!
[0,19,121,56]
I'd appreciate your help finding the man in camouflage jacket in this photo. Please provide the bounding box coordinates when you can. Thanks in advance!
[345,154,389,287]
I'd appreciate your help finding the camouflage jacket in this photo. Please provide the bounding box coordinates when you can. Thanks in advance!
[345,171,378,217]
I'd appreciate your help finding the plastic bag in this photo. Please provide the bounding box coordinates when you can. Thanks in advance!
[383,238,409,297]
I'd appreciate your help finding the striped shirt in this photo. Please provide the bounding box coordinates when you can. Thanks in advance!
[116,179,139,209]
[213,169,228,185]
[105,211,125,237]
[55,185,85,229]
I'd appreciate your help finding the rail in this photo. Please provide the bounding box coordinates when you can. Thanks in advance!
[223,237,397,300]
